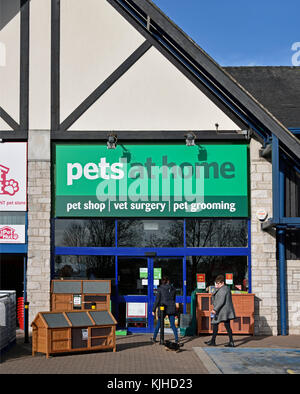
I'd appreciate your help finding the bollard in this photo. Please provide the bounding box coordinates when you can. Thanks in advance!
[24,301,29,343]
[159,305,165,345]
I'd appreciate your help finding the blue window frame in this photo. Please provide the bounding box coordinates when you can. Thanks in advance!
[52,218,251,332]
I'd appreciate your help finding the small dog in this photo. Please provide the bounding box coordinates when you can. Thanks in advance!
[164,340,184,352]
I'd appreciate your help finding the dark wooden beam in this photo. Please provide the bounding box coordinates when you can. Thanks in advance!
[51,0,60,131]
[51,130,247,140]
[20,0,30,131]
[0,107,20,131]
[59,41,152,131]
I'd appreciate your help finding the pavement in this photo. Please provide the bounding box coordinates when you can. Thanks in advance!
[1,331,300,377]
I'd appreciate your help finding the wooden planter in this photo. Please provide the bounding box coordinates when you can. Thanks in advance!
[196,293,255,335]
[50,280,111,312]
[31,310,117,358]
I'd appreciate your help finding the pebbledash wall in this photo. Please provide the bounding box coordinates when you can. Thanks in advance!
[1,0,300,335]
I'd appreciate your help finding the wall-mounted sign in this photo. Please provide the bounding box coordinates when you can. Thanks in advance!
[0,225,26,243]
[55,144,248,217]
[0,142,27,211]
[256,208,268,221]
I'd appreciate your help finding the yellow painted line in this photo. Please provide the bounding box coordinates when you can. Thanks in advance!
[287,369,296,374]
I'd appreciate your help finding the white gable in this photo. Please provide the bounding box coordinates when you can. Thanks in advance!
[0,10,20,125]
[69,46,241,131]
[60,0,146,122]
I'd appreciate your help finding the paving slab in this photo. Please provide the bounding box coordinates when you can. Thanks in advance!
[197,347,300,374]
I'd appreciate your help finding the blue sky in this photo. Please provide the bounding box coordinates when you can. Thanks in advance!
[152,0,300,66]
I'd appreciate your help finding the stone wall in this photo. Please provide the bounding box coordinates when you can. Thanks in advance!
[250,138,278,335]
[27,130,51,324]
[287,260,300,334]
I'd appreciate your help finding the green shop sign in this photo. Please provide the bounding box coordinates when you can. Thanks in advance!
[55,143,248,217]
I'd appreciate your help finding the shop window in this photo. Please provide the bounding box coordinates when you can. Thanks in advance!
[118,257,148,296]
[186,255,248,296]
[54,255,115,295]
[186,219,248,247]
[286,230,300,260]
[117,219,183,247]
[153,258,183,296]
[55,219,115,247]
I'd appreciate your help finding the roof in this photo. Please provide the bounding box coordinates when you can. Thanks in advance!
[224,67,300,129]
[110,0,300,160]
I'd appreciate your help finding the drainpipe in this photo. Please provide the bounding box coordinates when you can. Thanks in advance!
[278,153,287,335]
[277,227,287,335]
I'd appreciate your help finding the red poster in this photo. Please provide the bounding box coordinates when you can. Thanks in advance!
[197,274,205,283]
[226,273,233,284]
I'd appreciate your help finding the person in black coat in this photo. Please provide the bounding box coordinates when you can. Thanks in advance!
[151,276,178,343]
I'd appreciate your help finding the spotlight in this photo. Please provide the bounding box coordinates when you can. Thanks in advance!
[107,133,117,149]
[184,132,196,146]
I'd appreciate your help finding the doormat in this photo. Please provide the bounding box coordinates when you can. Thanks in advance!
[200,348,300,374]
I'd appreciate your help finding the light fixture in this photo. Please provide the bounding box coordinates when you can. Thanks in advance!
[107,133,117,149]
[184,132,196,146]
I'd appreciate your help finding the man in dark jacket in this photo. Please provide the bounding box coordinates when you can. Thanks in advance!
[151,276,178,343]
[205,274,236,347]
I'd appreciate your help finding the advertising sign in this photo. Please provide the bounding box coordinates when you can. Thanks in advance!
[126,302,147,318]
[196,273,206,289]
[225,273,233,285]
[55,144,248,217]
[0,142,27,211]
[154,268,162,280]
[0,224,26,243]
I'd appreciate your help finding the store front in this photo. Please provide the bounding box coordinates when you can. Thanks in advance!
[53,143,250,332]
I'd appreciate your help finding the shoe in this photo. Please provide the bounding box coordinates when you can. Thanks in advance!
[150,337,158,343]
[224,341,235,347]
[204,340,216,346]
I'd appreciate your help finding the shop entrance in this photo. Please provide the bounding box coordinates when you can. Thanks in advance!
[0,254,25,300]
[117,256,183,333]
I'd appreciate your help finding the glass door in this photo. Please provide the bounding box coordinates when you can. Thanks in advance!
[117,256,184,333]
[117,257,150,331]
[149,257,184,332]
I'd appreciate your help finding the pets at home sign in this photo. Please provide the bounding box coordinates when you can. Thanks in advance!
[55,143,248,217]
[0,142,27,211]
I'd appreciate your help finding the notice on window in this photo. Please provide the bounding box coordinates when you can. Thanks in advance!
[196,273,206,289]
[127,302,147,318]
[154,268,162,280]
[226,273,233,285]
[139,268,148,279]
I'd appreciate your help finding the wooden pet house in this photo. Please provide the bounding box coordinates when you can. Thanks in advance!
[31,310,117,358]
[50,280,111,312]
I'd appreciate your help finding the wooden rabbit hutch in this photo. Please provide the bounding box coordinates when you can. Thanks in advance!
[196,293,255,335]
[31,310,117,358]
[50,280,111,312]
